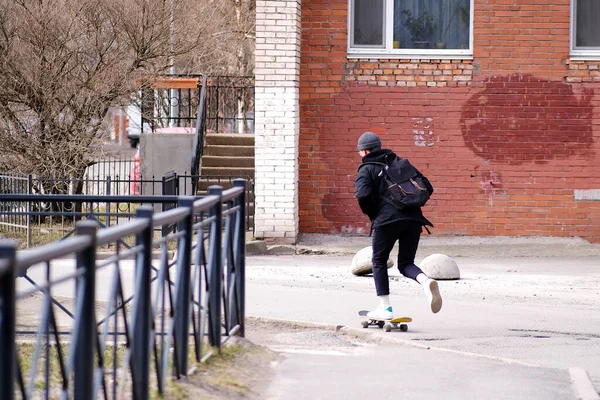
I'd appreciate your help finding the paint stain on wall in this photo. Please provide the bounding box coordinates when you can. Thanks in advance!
[472,165,503,193]
[413,117,435,147]
[460,74,594,165]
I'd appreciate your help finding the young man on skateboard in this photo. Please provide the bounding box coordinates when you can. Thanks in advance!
[354,131,442,319]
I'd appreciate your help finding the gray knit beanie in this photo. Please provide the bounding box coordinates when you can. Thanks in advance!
[357,131,382,151]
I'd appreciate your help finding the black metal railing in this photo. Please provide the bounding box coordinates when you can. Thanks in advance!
[0,180,247,399]
[140,75,254,136]
[0,173,255,248]
[191,75,208,192]
[205,76,255,135]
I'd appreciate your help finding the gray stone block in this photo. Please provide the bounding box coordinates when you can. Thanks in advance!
[351,246,394,276]
[419,253,460,280]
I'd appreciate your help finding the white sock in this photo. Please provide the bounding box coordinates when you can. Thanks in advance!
[416,273,429,285]
[379,295,391,309]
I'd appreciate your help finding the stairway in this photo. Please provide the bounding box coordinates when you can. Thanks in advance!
[197,133,255,229]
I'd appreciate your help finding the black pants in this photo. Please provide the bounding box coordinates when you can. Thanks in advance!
[371,220,424,296]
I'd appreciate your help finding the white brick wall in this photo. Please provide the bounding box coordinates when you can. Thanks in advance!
[254,0,301,243]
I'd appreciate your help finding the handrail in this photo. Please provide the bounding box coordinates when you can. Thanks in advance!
[191,75,208,194]
[96,219,148,246]
[15,236,92,275]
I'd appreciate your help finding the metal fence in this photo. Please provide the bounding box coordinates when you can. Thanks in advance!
[0,180,247,399]
[85,158,135,195]
[0,175,30,237]
[142,75,254,135]
[205,76,255,135]
[0,172,255,247]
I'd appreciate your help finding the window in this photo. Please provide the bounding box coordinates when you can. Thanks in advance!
[348,0,473,59]
[351,0,385,47]
[571,0,600,59]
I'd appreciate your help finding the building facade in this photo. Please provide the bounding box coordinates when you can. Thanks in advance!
[255,0,600,243]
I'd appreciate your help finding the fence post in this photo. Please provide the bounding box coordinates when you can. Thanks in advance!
[0,243,16,400]
[74,221,97,400]
[132,207,153,400]
[174,197,194,377]
[207,186,222,350]
[233,179,246,336]
[26,175,32,248]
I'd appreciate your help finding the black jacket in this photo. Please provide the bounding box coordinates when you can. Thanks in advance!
[354,149,434,230]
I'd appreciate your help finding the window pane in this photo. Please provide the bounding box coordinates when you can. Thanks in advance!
[576,0,600,47]
[393,0,470,50]
[353,0,384,46]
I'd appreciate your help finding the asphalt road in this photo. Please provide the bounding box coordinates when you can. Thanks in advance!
[244,253,600,399]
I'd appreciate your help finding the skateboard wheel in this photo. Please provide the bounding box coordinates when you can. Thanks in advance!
[400,324,408,332]
[361,321,369,328]
[377,321,385,329]
[384,324,392,332]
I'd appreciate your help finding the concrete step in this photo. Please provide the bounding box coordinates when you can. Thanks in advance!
[200,166,255,177]
[205,133,254,147]
[203,145,254,157]
[201,156,254,168]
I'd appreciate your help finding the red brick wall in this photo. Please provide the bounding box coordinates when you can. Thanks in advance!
[299,0,600,242]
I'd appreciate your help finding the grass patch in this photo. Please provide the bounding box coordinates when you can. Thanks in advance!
[15,338,262,399]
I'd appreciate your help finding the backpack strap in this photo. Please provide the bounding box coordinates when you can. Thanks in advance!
[358,161,387,172]
[358,161,388,180]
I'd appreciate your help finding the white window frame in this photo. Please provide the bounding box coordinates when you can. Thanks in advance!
[347,0,474,60]
[570,0,600,60]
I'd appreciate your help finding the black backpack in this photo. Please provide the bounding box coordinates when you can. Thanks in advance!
[361,157,431,210]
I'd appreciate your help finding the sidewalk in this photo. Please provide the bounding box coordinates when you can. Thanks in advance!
[246,318,587,400]
[248,233,600,258]
[244,234,600,399]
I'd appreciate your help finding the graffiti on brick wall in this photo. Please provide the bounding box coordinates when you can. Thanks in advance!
[460,74,594,165]
[472,166,504,205]
[412,117,435,147]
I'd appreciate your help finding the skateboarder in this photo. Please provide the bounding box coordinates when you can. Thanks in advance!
[354,131,442,319]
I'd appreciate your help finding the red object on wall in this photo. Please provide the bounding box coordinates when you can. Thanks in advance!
[298,0,600,242]
[130,149,140,195]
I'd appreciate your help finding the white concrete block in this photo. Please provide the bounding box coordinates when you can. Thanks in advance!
[350,246,394,276]
[419,254,460,280]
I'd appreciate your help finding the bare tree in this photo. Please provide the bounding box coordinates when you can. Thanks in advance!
[0,0,229,188]
[132,0,256,136]
[231,0,256,76]
[177,0,255,76]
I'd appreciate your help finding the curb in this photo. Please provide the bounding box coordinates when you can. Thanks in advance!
[248,316,344,331]
[247,316,599,397]
[246,236,600,258]
[246,240,268,256]
[246,243,349,256]
[247,316,540,367]
[570,368,600,400]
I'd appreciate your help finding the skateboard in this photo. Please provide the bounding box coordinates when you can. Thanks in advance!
[358,310,412,332]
